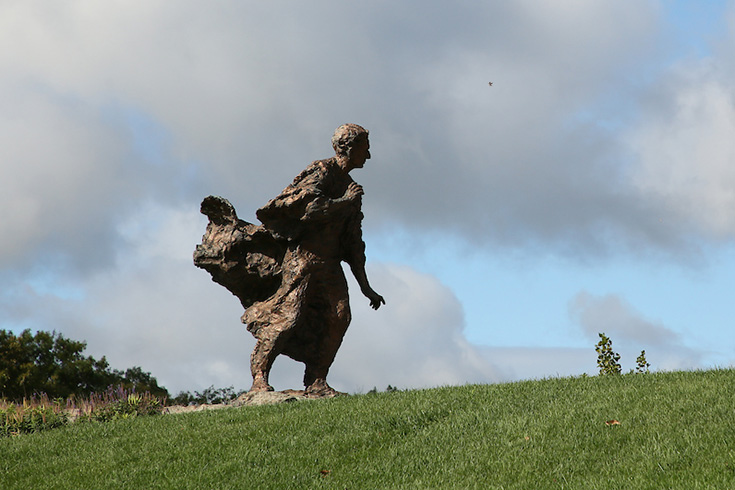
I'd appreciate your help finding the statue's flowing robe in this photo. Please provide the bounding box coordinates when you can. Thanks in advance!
[241,158,367,365]
[194,196,284,309]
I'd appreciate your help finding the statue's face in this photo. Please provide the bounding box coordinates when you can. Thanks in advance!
[348,136,371,169]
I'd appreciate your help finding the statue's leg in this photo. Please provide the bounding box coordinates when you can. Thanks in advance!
[249,326,290,392]
[244,266,305,392]
[304,296,351,396]
[249,339,276,392]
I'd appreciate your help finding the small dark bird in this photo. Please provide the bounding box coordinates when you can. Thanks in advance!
[488,82,493,86]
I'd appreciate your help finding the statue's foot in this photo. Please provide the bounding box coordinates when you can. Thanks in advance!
[249,376,274,392]
[305,378,343,398]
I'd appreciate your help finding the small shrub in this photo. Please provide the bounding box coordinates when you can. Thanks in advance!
[636,350,651,374]
[596,333,622,375]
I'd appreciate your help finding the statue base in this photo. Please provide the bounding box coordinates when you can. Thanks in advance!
[232,389,346,407]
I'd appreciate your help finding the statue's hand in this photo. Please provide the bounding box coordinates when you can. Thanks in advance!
[343,182,364,202]
[365,289,385,310]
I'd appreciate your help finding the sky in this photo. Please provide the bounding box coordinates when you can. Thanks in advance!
[2,1,735,395]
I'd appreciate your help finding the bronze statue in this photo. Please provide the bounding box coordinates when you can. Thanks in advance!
[194,124,384,396]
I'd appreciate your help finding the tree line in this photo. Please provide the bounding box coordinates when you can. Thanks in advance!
[0,329,169,402]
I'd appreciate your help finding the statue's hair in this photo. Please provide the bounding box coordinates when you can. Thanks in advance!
[331,124,369,156]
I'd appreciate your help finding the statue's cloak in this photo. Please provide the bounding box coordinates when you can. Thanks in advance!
[193,196,285,309]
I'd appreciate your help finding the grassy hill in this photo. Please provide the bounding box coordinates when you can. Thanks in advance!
[2,369,734,489]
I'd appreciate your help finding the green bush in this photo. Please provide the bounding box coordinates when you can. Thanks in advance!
[75,386,165,422]
[1,387,167,437]
[596,333,652,375]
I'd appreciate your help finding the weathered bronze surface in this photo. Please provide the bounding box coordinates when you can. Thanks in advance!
[195,124,384,396]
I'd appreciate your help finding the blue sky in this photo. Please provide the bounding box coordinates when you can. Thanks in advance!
[2,1,735,394]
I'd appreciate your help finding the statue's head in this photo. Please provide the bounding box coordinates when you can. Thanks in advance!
[331,124,369,158]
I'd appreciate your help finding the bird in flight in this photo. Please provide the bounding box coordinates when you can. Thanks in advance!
[488,82,493,87]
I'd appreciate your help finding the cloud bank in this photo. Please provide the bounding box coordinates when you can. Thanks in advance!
[4,0,735,267]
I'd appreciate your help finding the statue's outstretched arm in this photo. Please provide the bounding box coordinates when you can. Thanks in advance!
[350,263,385,310]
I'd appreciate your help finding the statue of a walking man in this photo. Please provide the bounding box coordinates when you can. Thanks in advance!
[194,124,384,396]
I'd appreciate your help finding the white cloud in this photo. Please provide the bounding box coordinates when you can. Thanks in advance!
[569,291,704,371]
[627,60,735,238]
[0,84,128,268]
[330,264,501,392]
[0,0,689,259]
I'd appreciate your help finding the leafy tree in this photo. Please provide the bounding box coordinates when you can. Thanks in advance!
[115,366,169,399]
[0,329,168,402]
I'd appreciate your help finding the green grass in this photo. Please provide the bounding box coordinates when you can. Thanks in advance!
[2,369,735,489]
